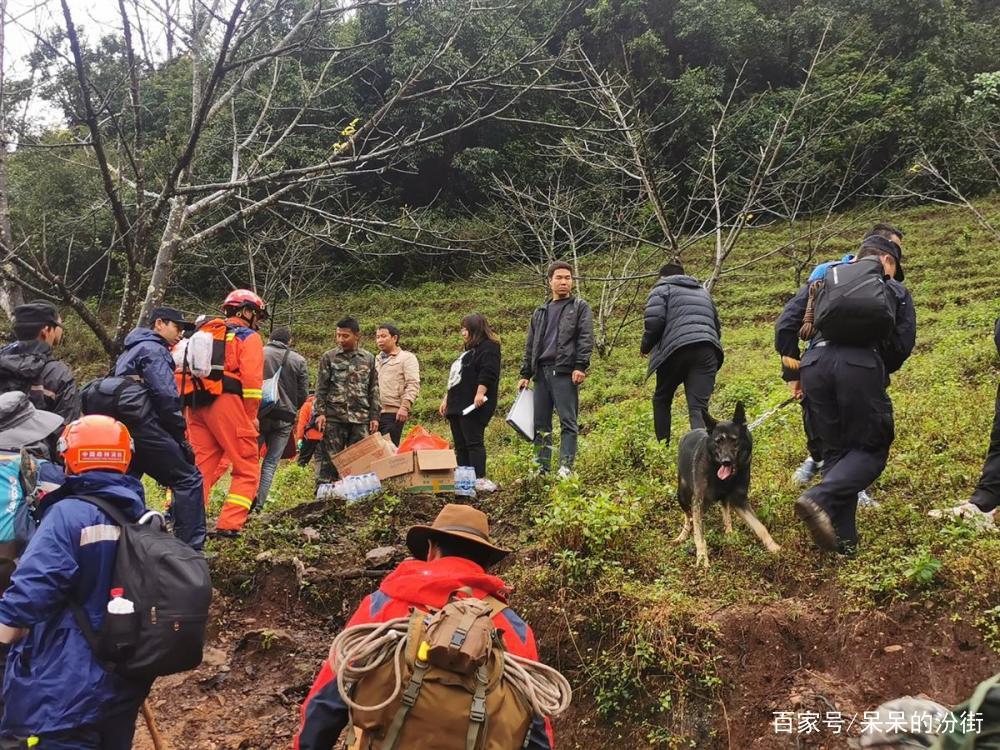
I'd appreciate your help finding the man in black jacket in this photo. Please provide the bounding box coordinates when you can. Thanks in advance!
[258,326,309,506]
[0,302,79,427]
[775,235,916,555]
[518,262,594,478]
[640,263,723,443]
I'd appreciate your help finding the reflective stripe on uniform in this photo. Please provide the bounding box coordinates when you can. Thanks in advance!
[242,388,262,400]
[225,493,253,510]
[80,524,121,546]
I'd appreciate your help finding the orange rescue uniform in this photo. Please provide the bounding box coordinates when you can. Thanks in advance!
[295,395,324,443]
[187,317,264,532]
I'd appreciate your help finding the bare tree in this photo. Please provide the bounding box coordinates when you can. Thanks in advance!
[895,71,999,241]
[0,0,24,318]
[0,0,575,356]
[492,164,658,356]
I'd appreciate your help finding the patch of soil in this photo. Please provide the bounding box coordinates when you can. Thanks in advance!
[713,592,1000,750]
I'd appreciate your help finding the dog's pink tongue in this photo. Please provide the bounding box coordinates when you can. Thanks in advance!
[717,465,734,481]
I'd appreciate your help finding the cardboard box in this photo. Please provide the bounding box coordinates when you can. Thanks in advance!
[372,449,457,494]
[333,433,397,477]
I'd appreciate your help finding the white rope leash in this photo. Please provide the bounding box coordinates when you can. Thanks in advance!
[330,618,573,718]
[747,396,796,432]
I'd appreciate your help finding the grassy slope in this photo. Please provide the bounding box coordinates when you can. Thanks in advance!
[66,198,1000,746]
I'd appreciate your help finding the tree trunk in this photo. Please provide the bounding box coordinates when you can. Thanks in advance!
[0,0,24,319]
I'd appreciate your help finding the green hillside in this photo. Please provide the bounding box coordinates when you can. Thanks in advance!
[122,197,1000,747]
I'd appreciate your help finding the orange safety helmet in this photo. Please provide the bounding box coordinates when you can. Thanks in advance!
[222,289,268,320]
[58,415,134,475]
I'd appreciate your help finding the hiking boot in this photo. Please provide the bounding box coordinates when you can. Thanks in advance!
[856,489,879,508]
[794,496,838,551]
[557,466,573,480]
[474,478,498,494]
[208,529,240,541]
[836,540,858,558]
[792,457,821,486]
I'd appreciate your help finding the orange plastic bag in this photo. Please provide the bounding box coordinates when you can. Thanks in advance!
[398,425,451,454]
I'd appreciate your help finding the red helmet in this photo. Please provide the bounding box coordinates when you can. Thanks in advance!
[222,289,268,319]
[58,415,133,475]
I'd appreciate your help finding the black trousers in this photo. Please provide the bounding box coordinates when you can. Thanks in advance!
[448,407,495,478]
[801,399,824,463]
[799,344,894,547]
[653,344,719,442]
[129,421,206,551]
[297,438,319,467]
[378,412,405,446]
[971,381,1000,512]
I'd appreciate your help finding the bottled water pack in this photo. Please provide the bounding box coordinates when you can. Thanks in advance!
[454,466,477,497]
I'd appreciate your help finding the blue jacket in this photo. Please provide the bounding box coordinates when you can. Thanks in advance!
[0,471,151,736]
[807,254,855,283]
[115,328,186,442]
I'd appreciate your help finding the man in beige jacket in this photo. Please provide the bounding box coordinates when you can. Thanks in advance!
[375,323,421,445]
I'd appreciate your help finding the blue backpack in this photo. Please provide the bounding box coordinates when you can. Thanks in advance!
[0,450,42,546]
[0,450,64,590]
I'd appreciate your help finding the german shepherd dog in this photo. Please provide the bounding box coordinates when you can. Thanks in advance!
[674,401,781,568]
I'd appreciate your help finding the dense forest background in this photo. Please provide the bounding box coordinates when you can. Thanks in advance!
[0,0,997,353]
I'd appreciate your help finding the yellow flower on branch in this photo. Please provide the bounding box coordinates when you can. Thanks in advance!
[341,117,361,137]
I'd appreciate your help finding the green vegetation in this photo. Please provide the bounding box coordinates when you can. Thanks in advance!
[132,197,998,742]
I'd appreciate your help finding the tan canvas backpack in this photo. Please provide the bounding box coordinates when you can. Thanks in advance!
[345,593,534,750]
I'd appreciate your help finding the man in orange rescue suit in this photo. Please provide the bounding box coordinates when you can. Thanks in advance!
[183,290,266,538]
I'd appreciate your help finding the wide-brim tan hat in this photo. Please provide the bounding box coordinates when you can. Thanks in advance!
[406,503,511,568]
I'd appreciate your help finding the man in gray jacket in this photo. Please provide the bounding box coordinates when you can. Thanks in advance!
[257,326,309,506]
[640,263,723,443]
[518,261,594,477]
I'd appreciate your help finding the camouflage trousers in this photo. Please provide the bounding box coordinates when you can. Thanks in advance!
[315,420,369,484]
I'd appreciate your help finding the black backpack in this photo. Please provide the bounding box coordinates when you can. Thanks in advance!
[70,495,212,682]
[0,346,52,411]
[80,376,155,428]
[813,257,896,346]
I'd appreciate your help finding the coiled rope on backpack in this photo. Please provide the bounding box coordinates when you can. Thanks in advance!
[798,280,822,341]
[331,617,573,718]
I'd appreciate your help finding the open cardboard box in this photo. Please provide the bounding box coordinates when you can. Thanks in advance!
[332,432,397,477]
[372,449,457,494]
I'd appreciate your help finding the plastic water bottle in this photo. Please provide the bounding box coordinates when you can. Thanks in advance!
[359,474,373,498]
[455,466,475,497]
[348,475,363,503]
[107,587,134,615]
[104,587,137,658]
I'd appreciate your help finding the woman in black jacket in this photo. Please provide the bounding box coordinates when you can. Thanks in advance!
[439,313,501,490]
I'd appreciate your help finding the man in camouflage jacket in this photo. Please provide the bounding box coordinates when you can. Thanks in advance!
[313,317,380,484]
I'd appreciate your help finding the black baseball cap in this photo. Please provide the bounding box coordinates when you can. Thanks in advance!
[148,306,195,331]
[12,301,60,328]
[859,235,904,282]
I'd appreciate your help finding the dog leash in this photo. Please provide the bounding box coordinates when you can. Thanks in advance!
[747,396,796,432]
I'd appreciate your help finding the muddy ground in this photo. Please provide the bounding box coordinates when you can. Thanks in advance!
[133,499,999,750]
